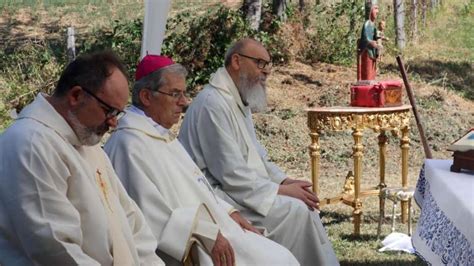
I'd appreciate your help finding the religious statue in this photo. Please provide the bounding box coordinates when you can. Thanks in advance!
[357,0,379,81]
[351,1,403,107]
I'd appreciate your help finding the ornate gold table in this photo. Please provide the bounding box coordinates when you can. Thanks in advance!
[307,105,412,235]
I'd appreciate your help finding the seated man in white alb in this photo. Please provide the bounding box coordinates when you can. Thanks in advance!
[179,38,339,266]
[104,55,299,266]
[0,51,163,265]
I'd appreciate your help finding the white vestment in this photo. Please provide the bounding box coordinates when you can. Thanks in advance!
[0,94,163,266]
[179,67,339,266]
[104,109,299,265]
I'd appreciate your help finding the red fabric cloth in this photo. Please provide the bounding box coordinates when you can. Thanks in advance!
[351,80,403,107]
[135,54,174,81]
[351,84,383,107]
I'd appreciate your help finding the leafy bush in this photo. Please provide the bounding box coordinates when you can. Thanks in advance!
[162,5,292,89]
[162,6,251,89]
[78,5,291,91]
[0,42,65,130]
[303,0,364,65]
[79,19,143,79]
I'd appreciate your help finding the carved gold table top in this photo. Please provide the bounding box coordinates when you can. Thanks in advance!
[306,105,412,235]
[307,105,412,133]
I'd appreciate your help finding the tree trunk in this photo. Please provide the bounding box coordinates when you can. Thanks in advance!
[67,27,76,63]
[273,0,287,21]
[394,0,406,50]
[299,0,304,12]
[411,0,418,43]
[242,0,262,30]
[421,0,427,27]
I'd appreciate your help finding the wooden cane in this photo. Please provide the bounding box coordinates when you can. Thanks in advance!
[396,56,433,159]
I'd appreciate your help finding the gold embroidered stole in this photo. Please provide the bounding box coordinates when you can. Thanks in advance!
[91,148,135,266]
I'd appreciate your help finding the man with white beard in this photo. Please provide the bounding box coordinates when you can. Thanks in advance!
[0,51,163,266]
[179,38,339,266]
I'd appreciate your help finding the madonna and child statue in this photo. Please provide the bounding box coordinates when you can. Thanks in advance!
[351,0,403,108]
[357,0,381,81]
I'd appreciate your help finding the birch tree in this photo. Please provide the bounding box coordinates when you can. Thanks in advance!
[394,0,406,49]
[242,0,262,30]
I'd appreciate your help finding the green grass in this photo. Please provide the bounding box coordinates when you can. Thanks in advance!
[322,198,425,265]
[432,1,474,61]
[393,0,474,99]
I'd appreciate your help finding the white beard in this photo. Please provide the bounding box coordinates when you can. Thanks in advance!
[238,72,267,113]
[67,110,103,146]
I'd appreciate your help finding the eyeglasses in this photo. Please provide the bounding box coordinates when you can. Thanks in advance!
[81,87,125,120]
[156,90,189,100]
[237,53,272,69]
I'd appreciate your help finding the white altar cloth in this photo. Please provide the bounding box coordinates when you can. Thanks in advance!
[413,159,474,265]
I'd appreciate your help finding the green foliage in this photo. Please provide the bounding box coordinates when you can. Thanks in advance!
[85,5,292,90]
[79,19,143,79]
[162,5,291,89]
[0,42,65,131]
[304,0,364,65]
[162,6,251,89]
[460,0,474,16]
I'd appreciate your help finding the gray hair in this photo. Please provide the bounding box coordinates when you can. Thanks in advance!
[131,63,188,107]
[224,38,255,67]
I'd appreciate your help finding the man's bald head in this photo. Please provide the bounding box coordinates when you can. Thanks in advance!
[224,38,267,67]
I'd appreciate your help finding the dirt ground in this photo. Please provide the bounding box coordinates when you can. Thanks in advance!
[257,59,474,216]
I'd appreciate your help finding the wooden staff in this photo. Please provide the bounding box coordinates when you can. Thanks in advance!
[396,56,433,159]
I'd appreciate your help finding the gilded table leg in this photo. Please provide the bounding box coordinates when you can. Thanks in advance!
[309,131,321,195]
[400,126,410,223]
[378,131,388,221]
[352,128,364,235]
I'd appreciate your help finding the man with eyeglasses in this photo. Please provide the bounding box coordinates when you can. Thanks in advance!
[0,51,163,265]
[104,54,298,266]
[179,38,339,265]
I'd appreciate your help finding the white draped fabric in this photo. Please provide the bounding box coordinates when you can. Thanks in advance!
[0,94,163,266]
[413,159,474,265]
[104,109,299,265]
[179,67,339,266]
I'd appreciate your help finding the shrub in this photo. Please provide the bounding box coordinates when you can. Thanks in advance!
[303,0,364,65]
[78,5,291,91]
[162,6,251,89]
[162,5,292,90]
[0,42,64,130]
